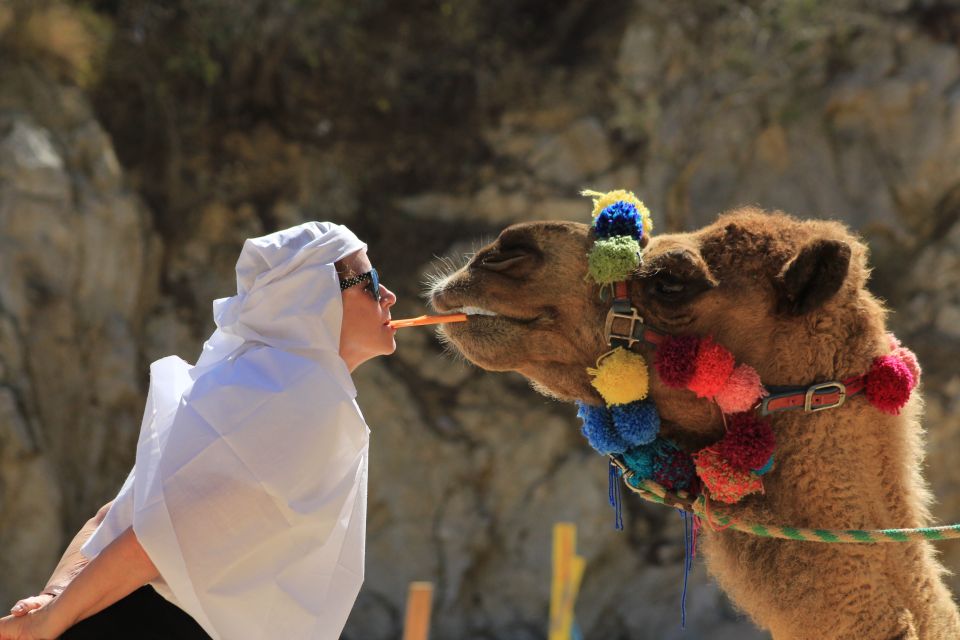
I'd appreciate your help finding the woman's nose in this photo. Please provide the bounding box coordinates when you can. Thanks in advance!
[380,285,397,307]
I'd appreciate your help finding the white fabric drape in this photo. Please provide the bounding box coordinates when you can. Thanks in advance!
[82,222,370,639]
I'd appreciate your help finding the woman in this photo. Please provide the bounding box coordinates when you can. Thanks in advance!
[0,222,397,639]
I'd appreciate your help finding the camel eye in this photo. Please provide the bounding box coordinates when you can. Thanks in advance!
[646,272,713,305]
[653,276,687,299]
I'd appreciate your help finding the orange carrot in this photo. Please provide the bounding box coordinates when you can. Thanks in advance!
[389,314,468,329]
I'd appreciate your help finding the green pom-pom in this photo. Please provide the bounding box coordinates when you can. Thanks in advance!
[587,236,641,284]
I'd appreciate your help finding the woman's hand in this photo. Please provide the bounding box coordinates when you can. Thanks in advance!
[9,593,56,617]
[0,606,60,640]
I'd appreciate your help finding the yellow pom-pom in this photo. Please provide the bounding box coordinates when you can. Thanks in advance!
[581,188,654,234]
[586,348,650,405]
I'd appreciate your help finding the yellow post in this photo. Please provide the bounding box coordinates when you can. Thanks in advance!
[549,523,585,640]
[402,581,434,640]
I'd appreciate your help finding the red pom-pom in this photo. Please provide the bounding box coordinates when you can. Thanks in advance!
[866,355,914,415]
[714,413,776,471]
[714,364,766,414]
[655,335,700,388]
[693,449,763,504]
[687,337,736,398]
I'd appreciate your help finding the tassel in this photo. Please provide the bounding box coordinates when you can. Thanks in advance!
[692,514,701,558]
[608,461,624,530]
[680,510,692,629]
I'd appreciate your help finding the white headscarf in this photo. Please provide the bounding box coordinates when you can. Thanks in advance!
[82,222,370,640]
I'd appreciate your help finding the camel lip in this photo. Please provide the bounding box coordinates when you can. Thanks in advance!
[445,310,542,327]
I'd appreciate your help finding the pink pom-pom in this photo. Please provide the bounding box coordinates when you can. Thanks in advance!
[714,364,766,413]
[893,347,921,389]
[887,333,921,387]
[866,355,914,415]
[687,337,736,398]
[655,335,700,388]
[693,449,763,504]
[887,333,900,352]
[715,413,776,471]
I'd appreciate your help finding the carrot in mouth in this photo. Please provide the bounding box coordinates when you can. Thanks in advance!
[388,314,468,329]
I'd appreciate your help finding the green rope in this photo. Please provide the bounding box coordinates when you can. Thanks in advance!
[616,467,960,544]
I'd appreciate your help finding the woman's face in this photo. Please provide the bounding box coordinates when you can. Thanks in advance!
[338,249,398,371]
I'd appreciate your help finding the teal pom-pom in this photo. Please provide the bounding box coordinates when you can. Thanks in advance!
[622,444,655,482]
[577,401,628,454]
[623,438,695,492]
[587,236,641,285]
[753,454,775,475]
[611,400,660,447]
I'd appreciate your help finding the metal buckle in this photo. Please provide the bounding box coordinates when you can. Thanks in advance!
[604,306,644,348]
[804,381,846,412]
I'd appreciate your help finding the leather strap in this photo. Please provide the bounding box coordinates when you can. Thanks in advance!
[759,376,866,415]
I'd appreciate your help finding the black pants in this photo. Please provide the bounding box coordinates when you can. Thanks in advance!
[60,585,212,639]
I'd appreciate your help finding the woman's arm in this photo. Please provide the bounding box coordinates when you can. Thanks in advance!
[0,526,159,640]
[9,501,113,616]
[46,526,159,631]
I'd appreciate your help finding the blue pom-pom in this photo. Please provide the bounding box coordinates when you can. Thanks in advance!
[594,201,643,240]
[610,400,660,446]
[577,401,628,454]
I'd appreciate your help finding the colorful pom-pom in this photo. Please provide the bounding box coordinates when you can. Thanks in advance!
[887,334,921,388]
[622,443,655,481]
[587,236,642,285]
[588,348,650,405]
[577,401,628,454]
[714,412,776,472]
[753,454,775,476]
[865,355,915,415]
[894,348,921,388]
[687,336,736,398]
[714,364,766,414]
[611,400,660,447]
[594,201,644,240]
[655,335,701,388]
[693,449,764,504]
[581,189,653,234]
[651,442,697,491]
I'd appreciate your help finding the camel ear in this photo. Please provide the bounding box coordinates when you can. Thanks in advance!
[775,239,851,315]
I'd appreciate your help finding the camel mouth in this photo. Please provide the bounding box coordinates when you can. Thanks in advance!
[431,289,541,325]
[444,306,541,327]
[451,305,499,318]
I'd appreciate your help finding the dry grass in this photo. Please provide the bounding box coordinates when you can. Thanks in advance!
[0,1,111,86]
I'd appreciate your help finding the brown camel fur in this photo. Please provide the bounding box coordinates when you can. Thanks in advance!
[430,209,960,640]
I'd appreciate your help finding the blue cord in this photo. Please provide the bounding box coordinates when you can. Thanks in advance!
[608,461,624,530]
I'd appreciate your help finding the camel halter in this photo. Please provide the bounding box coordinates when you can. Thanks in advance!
[576,187,960,544]
[601,279,960,544]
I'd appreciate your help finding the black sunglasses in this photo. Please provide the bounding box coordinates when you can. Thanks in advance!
[339,267,381,302]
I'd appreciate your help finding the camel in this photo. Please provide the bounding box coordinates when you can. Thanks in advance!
[429,208,960,640]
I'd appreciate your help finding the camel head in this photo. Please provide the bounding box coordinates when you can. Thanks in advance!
[431,208,879,449]
[430,221,609,401]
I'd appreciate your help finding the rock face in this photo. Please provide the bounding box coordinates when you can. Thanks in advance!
[0,64,158,604]
[1,2,959,639]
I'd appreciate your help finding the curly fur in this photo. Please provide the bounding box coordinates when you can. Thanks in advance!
[431,209,960,639]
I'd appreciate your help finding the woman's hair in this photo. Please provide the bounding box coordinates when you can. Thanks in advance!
[335,251,366,282]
